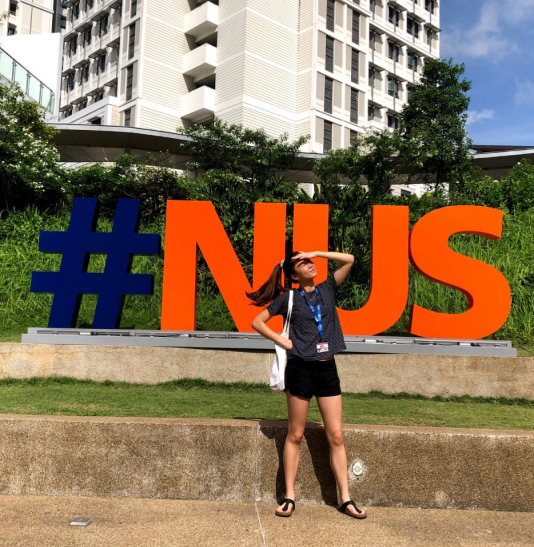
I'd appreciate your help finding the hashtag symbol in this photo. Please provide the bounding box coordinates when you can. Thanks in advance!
[31,198,160,329]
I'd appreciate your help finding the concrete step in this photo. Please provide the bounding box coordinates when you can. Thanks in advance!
[1,415,534,512]
[0,495,533,547]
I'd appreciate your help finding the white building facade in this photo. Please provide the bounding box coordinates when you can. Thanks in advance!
[57,0,440,154]
[0,0,58,36]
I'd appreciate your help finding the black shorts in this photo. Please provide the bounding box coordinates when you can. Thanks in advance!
[284,356,341,399]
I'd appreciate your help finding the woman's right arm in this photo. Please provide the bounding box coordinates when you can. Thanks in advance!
[252,309,293,350]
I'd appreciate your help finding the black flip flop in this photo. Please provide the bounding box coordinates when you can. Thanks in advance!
[275,498,295,517]
[338,500,366,519]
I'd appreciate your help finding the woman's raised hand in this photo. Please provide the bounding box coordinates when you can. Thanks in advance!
[291,251,317,262]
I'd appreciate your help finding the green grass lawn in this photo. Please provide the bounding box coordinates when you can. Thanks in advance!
[0,377,533,431]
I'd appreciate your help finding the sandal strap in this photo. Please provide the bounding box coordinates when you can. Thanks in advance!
[281,498,295,511]
[339,500,363,514]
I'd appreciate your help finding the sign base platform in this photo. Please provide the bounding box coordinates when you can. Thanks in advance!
[22,328,517,357]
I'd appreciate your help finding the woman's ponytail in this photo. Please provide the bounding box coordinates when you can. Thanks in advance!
[246,252,300,307]
[246,263,286,307]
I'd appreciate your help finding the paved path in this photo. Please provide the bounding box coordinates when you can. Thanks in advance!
[1,495,533,546]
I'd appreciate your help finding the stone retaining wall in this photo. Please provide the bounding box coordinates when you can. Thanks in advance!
[0,415,533,512]
[1,343,534,399]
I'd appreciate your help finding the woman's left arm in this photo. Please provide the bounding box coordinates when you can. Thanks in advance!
[293,251,354,286]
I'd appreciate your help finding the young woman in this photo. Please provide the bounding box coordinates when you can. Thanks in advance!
[248,250,367,520]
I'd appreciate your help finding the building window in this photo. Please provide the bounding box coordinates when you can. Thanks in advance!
[407,85,415,99]
[95,90,104,101]
[370,0,375,14]
[82,63,90,82]
[9,2,16,15]
[128,23,135,59]
[325,36,334,72]
[73,2,80,19]
[70,36,77,54]
[388,6,400,27]
[425,0,435,14]
[99,53,106,73]
[388,77,400,98]
[7,25,16,35]
[99,14,109,36]
[324,77,333,114]
[368,104,375,121]
[388,114,399,129]
[369,29,375,49]
[350,130,358,146]
[60,16,67,29]
[350,88,358,124]
[131,0,137,17]
[79,99,88,110]
[89,117,102,125]
[124,108,131,126]
[324,120,332,152]
[407,17,420,38]
[84,26,92,45]
[352,10,360,44]
[368,66,375,85]
[388,41,400,62]
[87,0,94,8]
[407,51,418,71]
[426,28,433,45]
[126,64,134,100]
[326,0,335,32]
[351,48,359,83]
[66,73,75,91]
[66,107,73,117]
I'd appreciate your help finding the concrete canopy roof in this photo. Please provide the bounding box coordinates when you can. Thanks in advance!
[51,124,534,181]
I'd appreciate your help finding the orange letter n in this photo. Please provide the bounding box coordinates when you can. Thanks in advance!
[161,201,286,332]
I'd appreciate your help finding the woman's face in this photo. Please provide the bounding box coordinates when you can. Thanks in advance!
[291,258,317,284]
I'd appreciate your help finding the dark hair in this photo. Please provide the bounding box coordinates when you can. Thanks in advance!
[246,251,301,307]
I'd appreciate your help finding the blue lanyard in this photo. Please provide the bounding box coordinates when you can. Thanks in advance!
[298,288,324,337]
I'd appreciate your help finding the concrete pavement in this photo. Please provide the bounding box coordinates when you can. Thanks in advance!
[1,495,533,547]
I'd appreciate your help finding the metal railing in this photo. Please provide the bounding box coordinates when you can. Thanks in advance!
[0,46,56,113]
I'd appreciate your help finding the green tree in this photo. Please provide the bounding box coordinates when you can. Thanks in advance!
[67,153,190,220]
[501,159,534,213]
[0,81,66,212]
[179,117,309,189]
[400,58,474,190]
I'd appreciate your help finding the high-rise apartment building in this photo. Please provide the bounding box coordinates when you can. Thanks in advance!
[57,0,440,153]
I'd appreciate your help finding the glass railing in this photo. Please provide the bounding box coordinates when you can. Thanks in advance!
[0,46,56,113]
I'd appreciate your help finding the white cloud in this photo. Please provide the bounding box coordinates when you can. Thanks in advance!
[442,0,520,61]
[501,0,534,24]
[515,80,534,106]
[467,109,495,126]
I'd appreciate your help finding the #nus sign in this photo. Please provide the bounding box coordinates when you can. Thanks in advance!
[31,199,512,341]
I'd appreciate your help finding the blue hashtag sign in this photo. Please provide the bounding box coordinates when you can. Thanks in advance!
[31,198,160,329]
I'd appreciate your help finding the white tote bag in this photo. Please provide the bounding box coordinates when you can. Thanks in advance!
[270,290,294,392]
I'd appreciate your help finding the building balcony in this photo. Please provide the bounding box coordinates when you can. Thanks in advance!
[105,24,120,47]
[182,43,217,82]
[181,85,215,121]
[184,1,219,43]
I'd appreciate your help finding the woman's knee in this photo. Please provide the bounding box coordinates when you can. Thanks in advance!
[286,428,305,445]
[326,430,344,447]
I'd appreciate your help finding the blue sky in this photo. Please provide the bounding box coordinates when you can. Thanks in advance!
[441,0,534,146]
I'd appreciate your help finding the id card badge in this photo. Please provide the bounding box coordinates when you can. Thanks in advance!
[316,342,329,354]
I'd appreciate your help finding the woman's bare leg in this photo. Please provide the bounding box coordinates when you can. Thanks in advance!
[276,391,310,514]
[316,395,366,517]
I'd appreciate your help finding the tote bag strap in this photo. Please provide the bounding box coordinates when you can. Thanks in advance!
[283,290,294,335]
